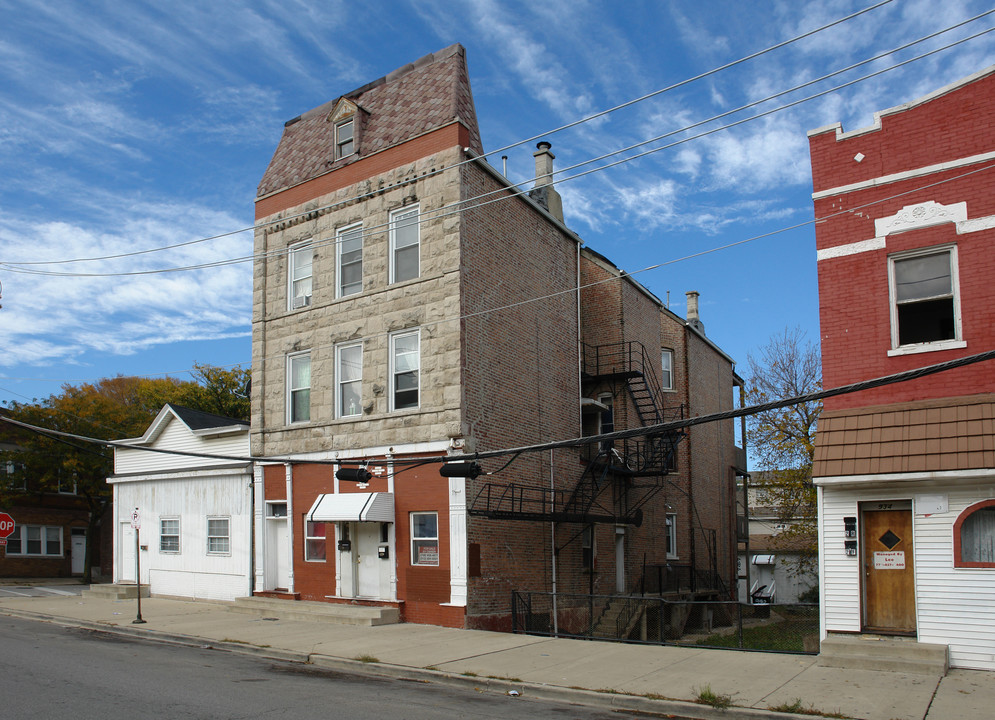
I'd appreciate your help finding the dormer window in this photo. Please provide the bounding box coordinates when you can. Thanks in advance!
[335,118,354,159]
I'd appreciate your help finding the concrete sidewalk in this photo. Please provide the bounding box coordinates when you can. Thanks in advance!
[0,589,992,720]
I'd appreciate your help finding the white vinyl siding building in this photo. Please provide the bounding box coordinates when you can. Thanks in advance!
[819,478,995,670]
[108,405,253,602]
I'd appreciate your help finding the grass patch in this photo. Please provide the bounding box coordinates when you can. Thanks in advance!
[694,684,732,709]
[699,608,818,653]
[462,671,478,677]
[768,699,848,718]
[354,654,379,663]
[487,675,522,682]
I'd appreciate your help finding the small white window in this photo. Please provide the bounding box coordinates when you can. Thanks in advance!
[389,206,420,284]
[888,245,961,352]
[666,513,677,559]
[390,330,420,411]
[661,349,674,391]
[337,224,363,297]
[305,521,326,561]
[266,502,287,518]
[160,518,180,554]
[288,241,313,310]
[336,342,363,418]
[335,118,354,159]
[287,352,311,423]
[411,512,439,565]
[207,517,230,555]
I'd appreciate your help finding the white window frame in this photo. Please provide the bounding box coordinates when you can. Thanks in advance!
[336,223,363,298]
[335,117,354,159]
[305,520,327,562]
[288,240,313,310]
[5,525,62,557]
[159,517,180,554]
[389,329,420,411]
[206,516,230,555]
[887,244,965,356]
[335,341,363,418]
[389,205,420,284]
[666,513,678,559]
[287,351,311,424]
[661,348,674,391]
[410,511,439,566]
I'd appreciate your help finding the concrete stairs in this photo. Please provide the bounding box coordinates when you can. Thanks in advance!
[83,583,150,600]
[818,634,949,675]
[230,596,400,626]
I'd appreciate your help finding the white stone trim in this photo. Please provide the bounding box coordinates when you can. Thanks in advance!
[886,339,967,357]
[812,151,995,200]
[446,476,468,607]
[875,201,967,237]
[817,237,886,261]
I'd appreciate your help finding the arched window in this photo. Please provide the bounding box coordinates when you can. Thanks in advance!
[953,500,995,568]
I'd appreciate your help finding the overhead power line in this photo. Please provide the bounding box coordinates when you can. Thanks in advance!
[3,347,993,470]
[0,0,909,273]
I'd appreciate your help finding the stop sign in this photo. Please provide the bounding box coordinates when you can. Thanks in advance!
[0,513,14,539]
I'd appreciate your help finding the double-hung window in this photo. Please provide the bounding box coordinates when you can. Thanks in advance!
[287,352,311,423]
[335,118,354,159]
[207,517,230,555]
[889,246,961,352]
[305,521,326,561]
[411,512,439,566]
[661,349,674,390]
[160,518,180,553]
[336,342,363,418]
[337,224,363,297]
[289,241,313,310]
[666,513,678,558]
[389,206,419,284]
[5,525,61,556]
[390,330,419,411]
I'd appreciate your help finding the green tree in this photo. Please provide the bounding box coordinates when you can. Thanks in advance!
[746,328,822,564]
[0,366,249,582]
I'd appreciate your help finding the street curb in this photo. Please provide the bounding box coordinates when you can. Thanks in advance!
[2,607,835,720]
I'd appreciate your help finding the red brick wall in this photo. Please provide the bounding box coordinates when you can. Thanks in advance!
[810,69,995,411]
[0,497,91,578]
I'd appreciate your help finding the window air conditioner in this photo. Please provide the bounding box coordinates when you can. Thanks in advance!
[292,295,311,309]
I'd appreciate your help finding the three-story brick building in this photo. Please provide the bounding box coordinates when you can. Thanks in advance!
[250,44,744,631]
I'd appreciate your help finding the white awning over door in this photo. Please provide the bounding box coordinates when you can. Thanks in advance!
[306,493,395,523]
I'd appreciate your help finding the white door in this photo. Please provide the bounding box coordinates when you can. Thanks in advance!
[119,523,136,583]
[71,531,86,575]
[356,523,380,597]
[266,518,290,590]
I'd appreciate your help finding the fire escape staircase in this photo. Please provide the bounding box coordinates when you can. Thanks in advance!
[469,341,684,526]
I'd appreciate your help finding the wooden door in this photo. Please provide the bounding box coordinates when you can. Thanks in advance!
[861,506,916,633]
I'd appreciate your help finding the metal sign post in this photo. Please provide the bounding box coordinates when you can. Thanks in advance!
[131,509,146,624]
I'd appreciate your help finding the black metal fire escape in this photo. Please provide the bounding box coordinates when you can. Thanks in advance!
[469,341,684,526]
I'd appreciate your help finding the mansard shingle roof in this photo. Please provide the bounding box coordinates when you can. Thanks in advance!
[257,43,483,198]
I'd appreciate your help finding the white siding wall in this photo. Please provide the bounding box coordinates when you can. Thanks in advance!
[115,417,248,475]
[820,477,995,670]
[113,470,252,601]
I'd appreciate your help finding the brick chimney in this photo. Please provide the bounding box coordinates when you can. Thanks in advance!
[529,141,564,222]
[686,291,705,335]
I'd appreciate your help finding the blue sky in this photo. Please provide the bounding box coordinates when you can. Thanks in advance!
[0,0,992,407]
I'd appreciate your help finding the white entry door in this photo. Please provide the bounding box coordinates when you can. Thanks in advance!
[119,523,136,583]
[266,518,290,590]
[71,530,86,575]
[356,523,380,597]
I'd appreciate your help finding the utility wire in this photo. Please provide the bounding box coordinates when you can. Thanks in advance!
[4,19,990,281]
[0,0,905,271]
[3,347,993,469]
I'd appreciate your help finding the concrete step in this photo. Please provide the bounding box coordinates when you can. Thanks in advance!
[230,596,400,626]
[83,583,150,600]
[818,635,948,675]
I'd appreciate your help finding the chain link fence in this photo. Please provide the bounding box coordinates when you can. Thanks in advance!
[512,591,819,654]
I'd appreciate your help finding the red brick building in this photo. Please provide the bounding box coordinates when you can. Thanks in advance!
[810,65,995,670]
[251,45,744,632]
